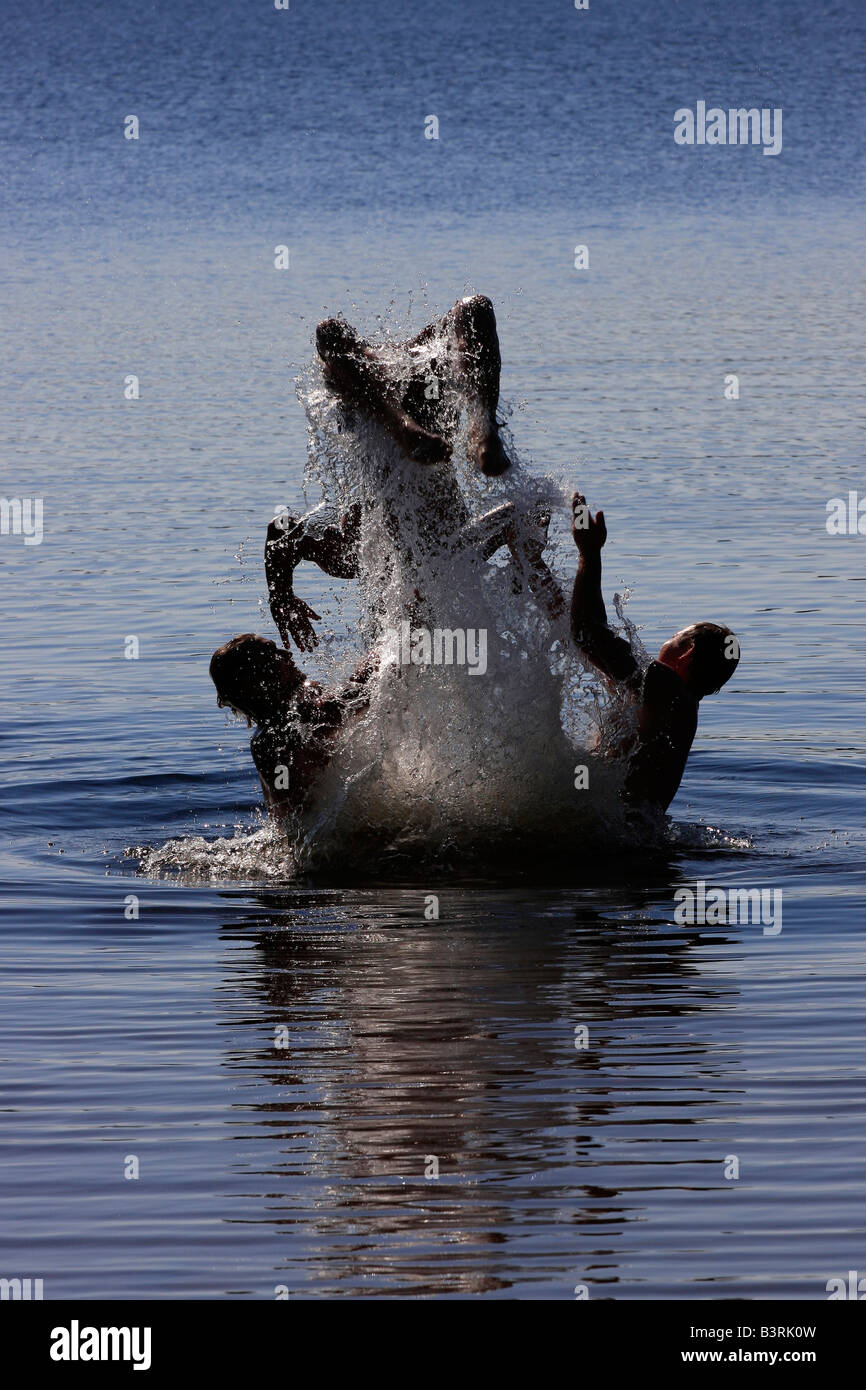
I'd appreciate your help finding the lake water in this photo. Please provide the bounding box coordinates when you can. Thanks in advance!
[1,0,865,1299]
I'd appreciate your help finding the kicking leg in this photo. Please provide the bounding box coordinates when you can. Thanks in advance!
[448,295,510,477]
[316,318,451,465]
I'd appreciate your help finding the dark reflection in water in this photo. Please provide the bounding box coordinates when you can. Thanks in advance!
[214,879,740,1297]
[2,849,863,1299]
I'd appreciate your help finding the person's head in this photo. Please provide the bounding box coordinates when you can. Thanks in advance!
[657,622,740,698]
[209,634,302,726]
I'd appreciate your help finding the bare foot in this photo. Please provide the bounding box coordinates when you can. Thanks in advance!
[469,424,510,477]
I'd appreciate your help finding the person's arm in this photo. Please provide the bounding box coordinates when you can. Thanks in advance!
[569,492,639,684]
[251,727,294,819]
[328,646,380,721]
[265,505,361,651]
[507,505,567,620]
[457,501,515,559]
[252,694,335,820]
[348,645,380,688]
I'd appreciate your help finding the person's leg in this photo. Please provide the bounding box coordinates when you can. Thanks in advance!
[398,330,459,441]
[315,300,510,475]
[316,318,451,464]
[447,295,510,477]
[398,298,506,465]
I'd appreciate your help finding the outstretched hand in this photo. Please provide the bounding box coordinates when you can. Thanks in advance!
[505,507,567,619]
[571,491,607,554]
[282,595,321,652]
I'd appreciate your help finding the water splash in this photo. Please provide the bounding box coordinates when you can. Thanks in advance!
[140,310,662,881]
[135,818,296,882]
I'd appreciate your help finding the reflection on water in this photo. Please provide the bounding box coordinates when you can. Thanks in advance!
[1,844,864,1298]
[214,880,739,1297]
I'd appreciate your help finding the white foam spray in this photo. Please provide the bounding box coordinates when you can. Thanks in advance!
[280,330,645,874]
[139,310,663,881]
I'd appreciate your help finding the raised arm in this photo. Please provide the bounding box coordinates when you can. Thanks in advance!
[506,504,567,620]
[265,504,361,652]
[569,492,638,684]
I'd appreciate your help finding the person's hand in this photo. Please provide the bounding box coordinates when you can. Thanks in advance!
[505,504,547,566]
[571,491,606,554]
[530,566,566,618]
[508,525,543,568]
[283,595,321,652]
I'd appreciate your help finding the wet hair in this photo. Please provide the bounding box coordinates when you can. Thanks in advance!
[209,634,295,723]
[680,622,740,697]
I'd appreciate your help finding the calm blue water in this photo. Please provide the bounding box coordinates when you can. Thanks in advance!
[1,0,865,1298]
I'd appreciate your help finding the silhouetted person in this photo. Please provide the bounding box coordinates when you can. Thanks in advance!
[209,634,376,821]
[568,492,740,813]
